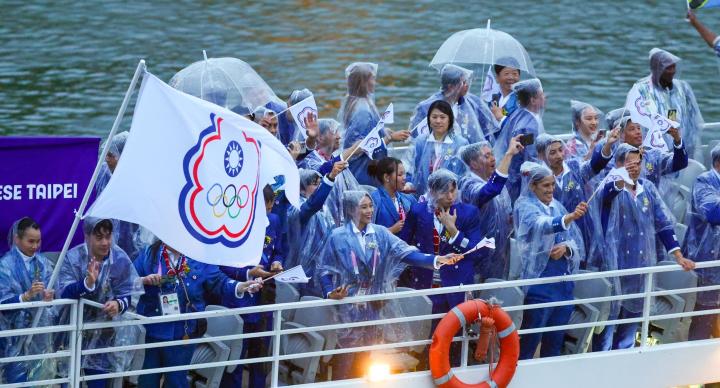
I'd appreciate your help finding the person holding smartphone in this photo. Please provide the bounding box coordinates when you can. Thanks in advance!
[485,58,521,124]
[687,10,720,59]
[493,78,547,203]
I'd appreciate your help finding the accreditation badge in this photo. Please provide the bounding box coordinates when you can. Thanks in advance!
[160,292,181,316]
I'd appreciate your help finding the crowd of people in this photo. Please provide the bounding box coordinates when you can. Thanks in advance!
[2,11,720,387]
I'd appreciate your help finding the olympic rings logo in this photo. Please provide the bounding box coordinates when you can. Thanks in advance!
[206,183,250,218]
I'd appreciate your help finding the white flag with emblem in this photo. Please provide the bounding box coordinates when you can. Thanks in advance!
[359,121,386,159]
[273,265,310,283]
[86,73,299,267]
[288,95,318,139]
[381,103,394,124]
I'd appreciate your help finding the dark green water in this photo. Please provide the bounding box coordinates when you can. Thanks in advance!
[1,0,718,141]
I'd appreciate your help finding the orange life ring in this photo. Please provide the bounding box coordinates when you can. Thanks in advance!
[430,299,520,388]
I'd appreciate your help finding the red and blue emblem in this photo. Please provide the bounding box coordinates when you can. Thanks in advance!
[179,113,261,246]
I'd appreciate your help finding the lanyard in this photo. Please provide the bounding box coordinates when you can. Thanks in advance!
[350,249,378,279]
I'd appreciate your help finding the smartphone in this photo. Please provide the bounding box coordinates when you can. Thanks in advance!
[596,129,607,140]
[519,133,535,146]
[667,109,678,122]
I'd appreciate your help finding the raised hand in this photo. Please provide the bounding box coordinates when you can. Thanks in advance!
[304,112,319,139]
[328,160,348,180]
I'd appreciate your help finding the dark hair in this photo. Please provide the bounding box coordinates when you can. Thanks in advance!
[367,157,402,183]
[92,219,113,237]
[426,100,454,133]
[16,217,40,239]
[263,184,275,203]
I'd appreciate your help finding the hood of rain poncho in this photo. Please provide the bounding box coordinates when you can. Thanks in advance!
[425,169,459,212]
[104,131,129,158]
[614,143,640,166]
[649,48,681,88]
[82,216,110,237]
[458,141,492,168]
[0,244,57,380]
[519,161,552,199]
[712,144,720,166]
[683,170,720,306]
[338,62,379,136]
[605,107,629,130]
[317,221,418,347]
[540,134,565,161]
[342,190,374,227]
[6,217,38,253]
[319,118,341,137]
[570,100,604,133]
[299,169,322,193]
[535,133,555,159]
[513,78,543,108]
[513,178,584,283]
[289,88,313,105]
[169,57,283,113]
[440,64,473,102]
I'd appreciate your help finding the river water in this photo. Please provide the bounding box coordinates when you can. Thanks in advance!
[1,0,719,141]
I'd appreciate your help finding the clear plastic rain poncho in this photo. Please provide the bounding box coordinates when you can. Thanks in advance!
[57,217,144,373]
[543,136,605,259]
[683,149,720,306]
[494,78,545,159]
[634,48,705,158]
[587,146,676,316]
[339,62,385,186]
[566,100,605,160]
[408,64,491,144]
[494,79,546,202]
[411,125,468,197]
[456,146,513,279]
[513,162,584,284]
[0,219,57,382]
[317,191,418,347]
[169,57,283,115]
[298,118,341,171]
[96,131,130,194]
[284,170,336,278]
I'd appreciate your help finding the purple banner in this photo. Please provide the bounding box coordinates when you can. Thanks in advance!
[0,136,100,253]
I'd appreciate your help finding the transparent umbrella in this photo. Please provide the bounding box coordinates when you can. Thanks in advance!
[169,53,282,115]
[429,22,535,77]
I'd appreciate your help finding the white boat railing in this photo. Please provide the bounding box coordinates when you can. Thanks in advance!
[2,260,720,387]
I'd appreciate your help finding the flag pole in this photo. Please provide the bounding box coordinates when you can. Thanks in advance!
[24,59,147,345]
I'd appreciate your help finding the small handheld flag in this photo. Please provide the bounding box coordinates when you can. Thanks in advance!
[382,103,394,124]
[288,95,318,139]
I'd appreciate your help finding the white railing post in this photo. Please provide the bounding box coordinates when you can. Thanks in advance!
[641,273,654,348]
[67,300,78,387]
[271,309,282,387]
[73,299,85,385]
[460,292,470,367]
